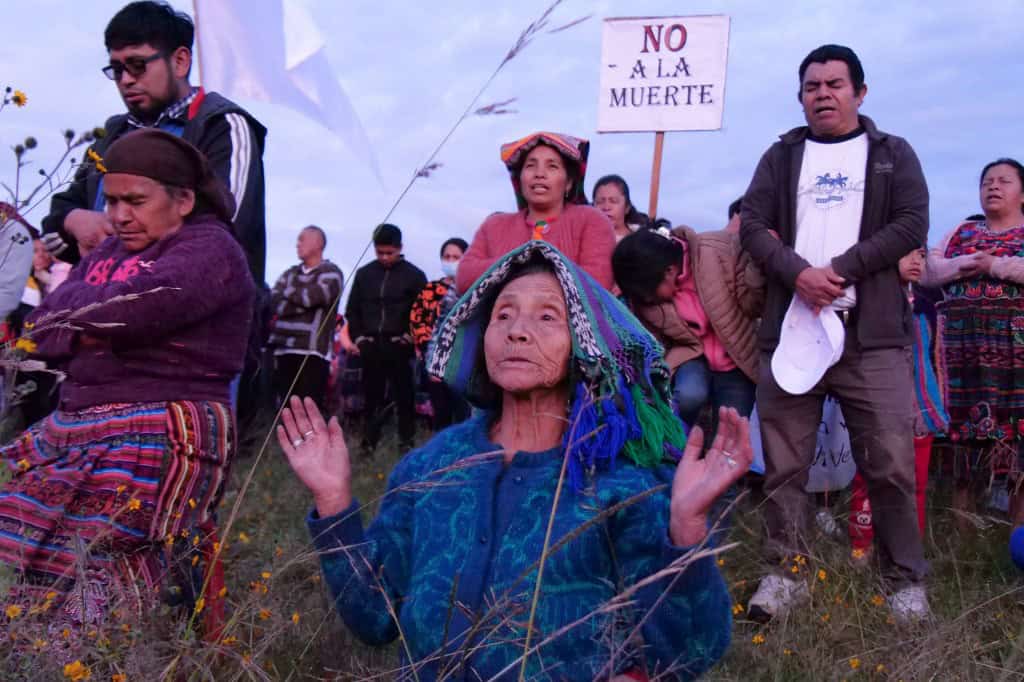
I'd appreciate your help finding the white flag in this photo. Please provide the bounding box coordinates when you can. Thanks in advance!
[193,0,382,182]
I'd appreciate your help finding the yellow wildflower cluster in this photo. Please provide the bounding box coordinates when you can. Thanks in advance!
[86,148,107,174]
[11,90,27,107]
[5,604,22,619]
[751,633,766,645]
[63,660,91,680]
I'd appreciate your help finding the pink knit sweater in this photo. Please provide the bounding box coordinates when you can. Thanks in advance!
[456,205,615,292]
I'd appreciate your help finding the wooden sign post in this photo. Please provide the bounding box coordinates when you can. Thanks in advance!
[648,131,665,218]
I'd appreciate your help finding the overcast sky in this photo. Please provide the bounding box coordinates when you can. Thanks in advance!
[1,0,1021,291]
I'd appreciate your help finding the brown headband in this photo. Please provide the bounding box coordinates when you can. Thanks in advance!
[103,128,235,223]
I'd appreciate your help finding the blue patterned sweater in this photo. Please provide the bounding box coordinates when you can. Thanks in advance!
[307,413,732,680]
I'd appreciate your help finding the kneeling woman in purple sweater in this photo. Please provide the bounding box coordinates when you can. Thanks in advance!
[0,130,252,627]
[279,242,750,680]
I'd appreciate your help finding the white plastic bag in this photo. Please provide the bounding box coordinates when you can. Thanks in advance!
[748,396,856,492]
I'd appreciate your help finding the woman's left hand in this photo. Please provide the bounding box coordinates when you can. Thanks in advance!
[668,407,753,547]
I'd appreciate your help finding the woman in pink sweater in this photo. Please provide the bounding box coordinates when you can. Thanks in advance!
[456,132,615,292]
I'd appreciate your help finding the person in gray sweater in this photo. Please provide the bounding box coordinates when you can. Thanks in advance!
[268,225,343,411]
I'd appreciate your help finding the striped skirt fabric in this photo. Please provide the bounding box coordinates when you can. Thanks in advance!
[0,400,233,618]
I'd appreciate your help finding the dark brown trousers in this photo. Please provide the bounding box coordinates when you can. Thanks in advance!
[757,336,928,587]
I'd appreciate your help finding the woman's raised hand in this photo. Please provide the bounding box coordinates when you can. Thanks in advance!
[668,407,753,547]
[277,396,352,518]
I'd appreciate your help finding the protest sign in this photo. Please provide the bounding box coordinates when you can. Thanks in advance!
[597,16,730,216]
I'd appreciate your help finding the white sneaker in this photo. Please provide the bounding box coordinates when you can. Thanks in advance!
[747,574,810,623]
[887,585,931,624]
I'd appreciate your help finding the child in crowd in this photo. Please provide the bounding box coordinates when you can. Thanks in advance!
[847,247,948,564]
[612,224,764,435]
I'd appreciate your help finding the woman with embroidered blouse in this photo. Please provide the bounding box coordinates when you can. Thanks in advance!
[923,158,1024,531]
[279,241,750,680]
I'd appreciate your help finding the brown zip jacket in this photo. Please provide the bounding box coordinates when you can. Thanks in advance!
[739,115,928,351]
[636,226,764,382]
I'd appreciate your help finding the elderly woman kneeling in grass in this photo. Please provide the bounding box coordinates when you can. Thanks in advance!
[0,129,251,630]
[280,242,750,680]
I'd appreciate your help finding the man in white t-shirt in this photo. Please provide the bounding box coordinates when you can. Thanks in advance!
[740,45,930,623]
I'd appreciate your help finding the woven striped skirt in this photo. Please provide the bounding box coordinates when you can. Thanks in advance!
[0,400,233,620]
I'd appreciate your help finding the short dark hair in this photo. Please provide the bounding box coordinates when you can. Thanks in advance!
[798,44,865,94]
[965,213,986,222]
[374,223,402,247]
[980,158,1024,188]
[728,196,743,220]
[105,2,194,55]
[303,225,327,249]
[592,174,649,228]
[612,227,684,305]
[439,237,468,258]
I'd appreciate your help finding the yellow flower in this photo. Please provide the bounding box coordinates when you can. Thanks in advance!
[790,565,799,574]
[717,558,725,567]
[261,571,272,580]
[871,594,885,607]
[13,337,37,354]
[222,635,238,645]
[851,548,865,559]
[191,555,199,566]
[61,627,71,639]
[188,498,197,509]
[376,472,385,481]
[258,608,270,620]
[5,604,22,619]
[46,591,58,601]
[876,664,886,673]
[126,498,141,511]
[817,569,827,582]
[274,546,284,558]
[11,90,27,107]
[112,674,127,682]
[63,660,91,680]
[291,611,300,625]
[732,603,744,615]
[783,648,793,656]
[213,541,222,553]
[194,597,205,615]
[116,485,126,494]
[849,658,861,670]
[751,633,766,645]
[238,532,251,544]
[821,612,831,623]
[16,459,30,472]
[217,587,228,598]
[33,638,47,650]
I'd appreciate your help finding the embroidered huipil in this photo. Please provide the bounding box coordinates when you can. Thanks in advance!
[308,414,732,681]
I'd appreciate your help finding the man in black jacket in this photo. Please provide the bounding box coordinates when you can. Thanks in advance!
[346,224,427,453]
[41,1,268,285]
[741,44,929,624]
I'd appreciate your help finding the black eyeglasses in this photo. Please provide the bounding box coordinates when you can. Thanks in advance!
[102,52,165,81]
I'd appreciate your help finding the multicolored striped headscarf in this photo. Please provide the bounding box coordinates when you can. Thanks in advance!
[426,241,686,490]
[500,132,590,210]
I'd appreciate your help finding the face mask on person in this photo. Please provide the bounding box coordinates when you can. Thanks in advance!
[440,260,459,278]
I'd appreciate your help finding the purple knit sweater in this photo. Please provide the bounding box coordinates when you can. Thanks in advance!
[27,216,253,411]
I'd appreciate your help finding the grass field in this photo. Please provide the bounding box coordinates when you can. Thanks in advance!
[2,413,1024,680]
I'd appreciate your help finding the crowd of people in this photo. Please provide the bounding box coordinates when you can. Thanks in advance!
[0,1,1022,678]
